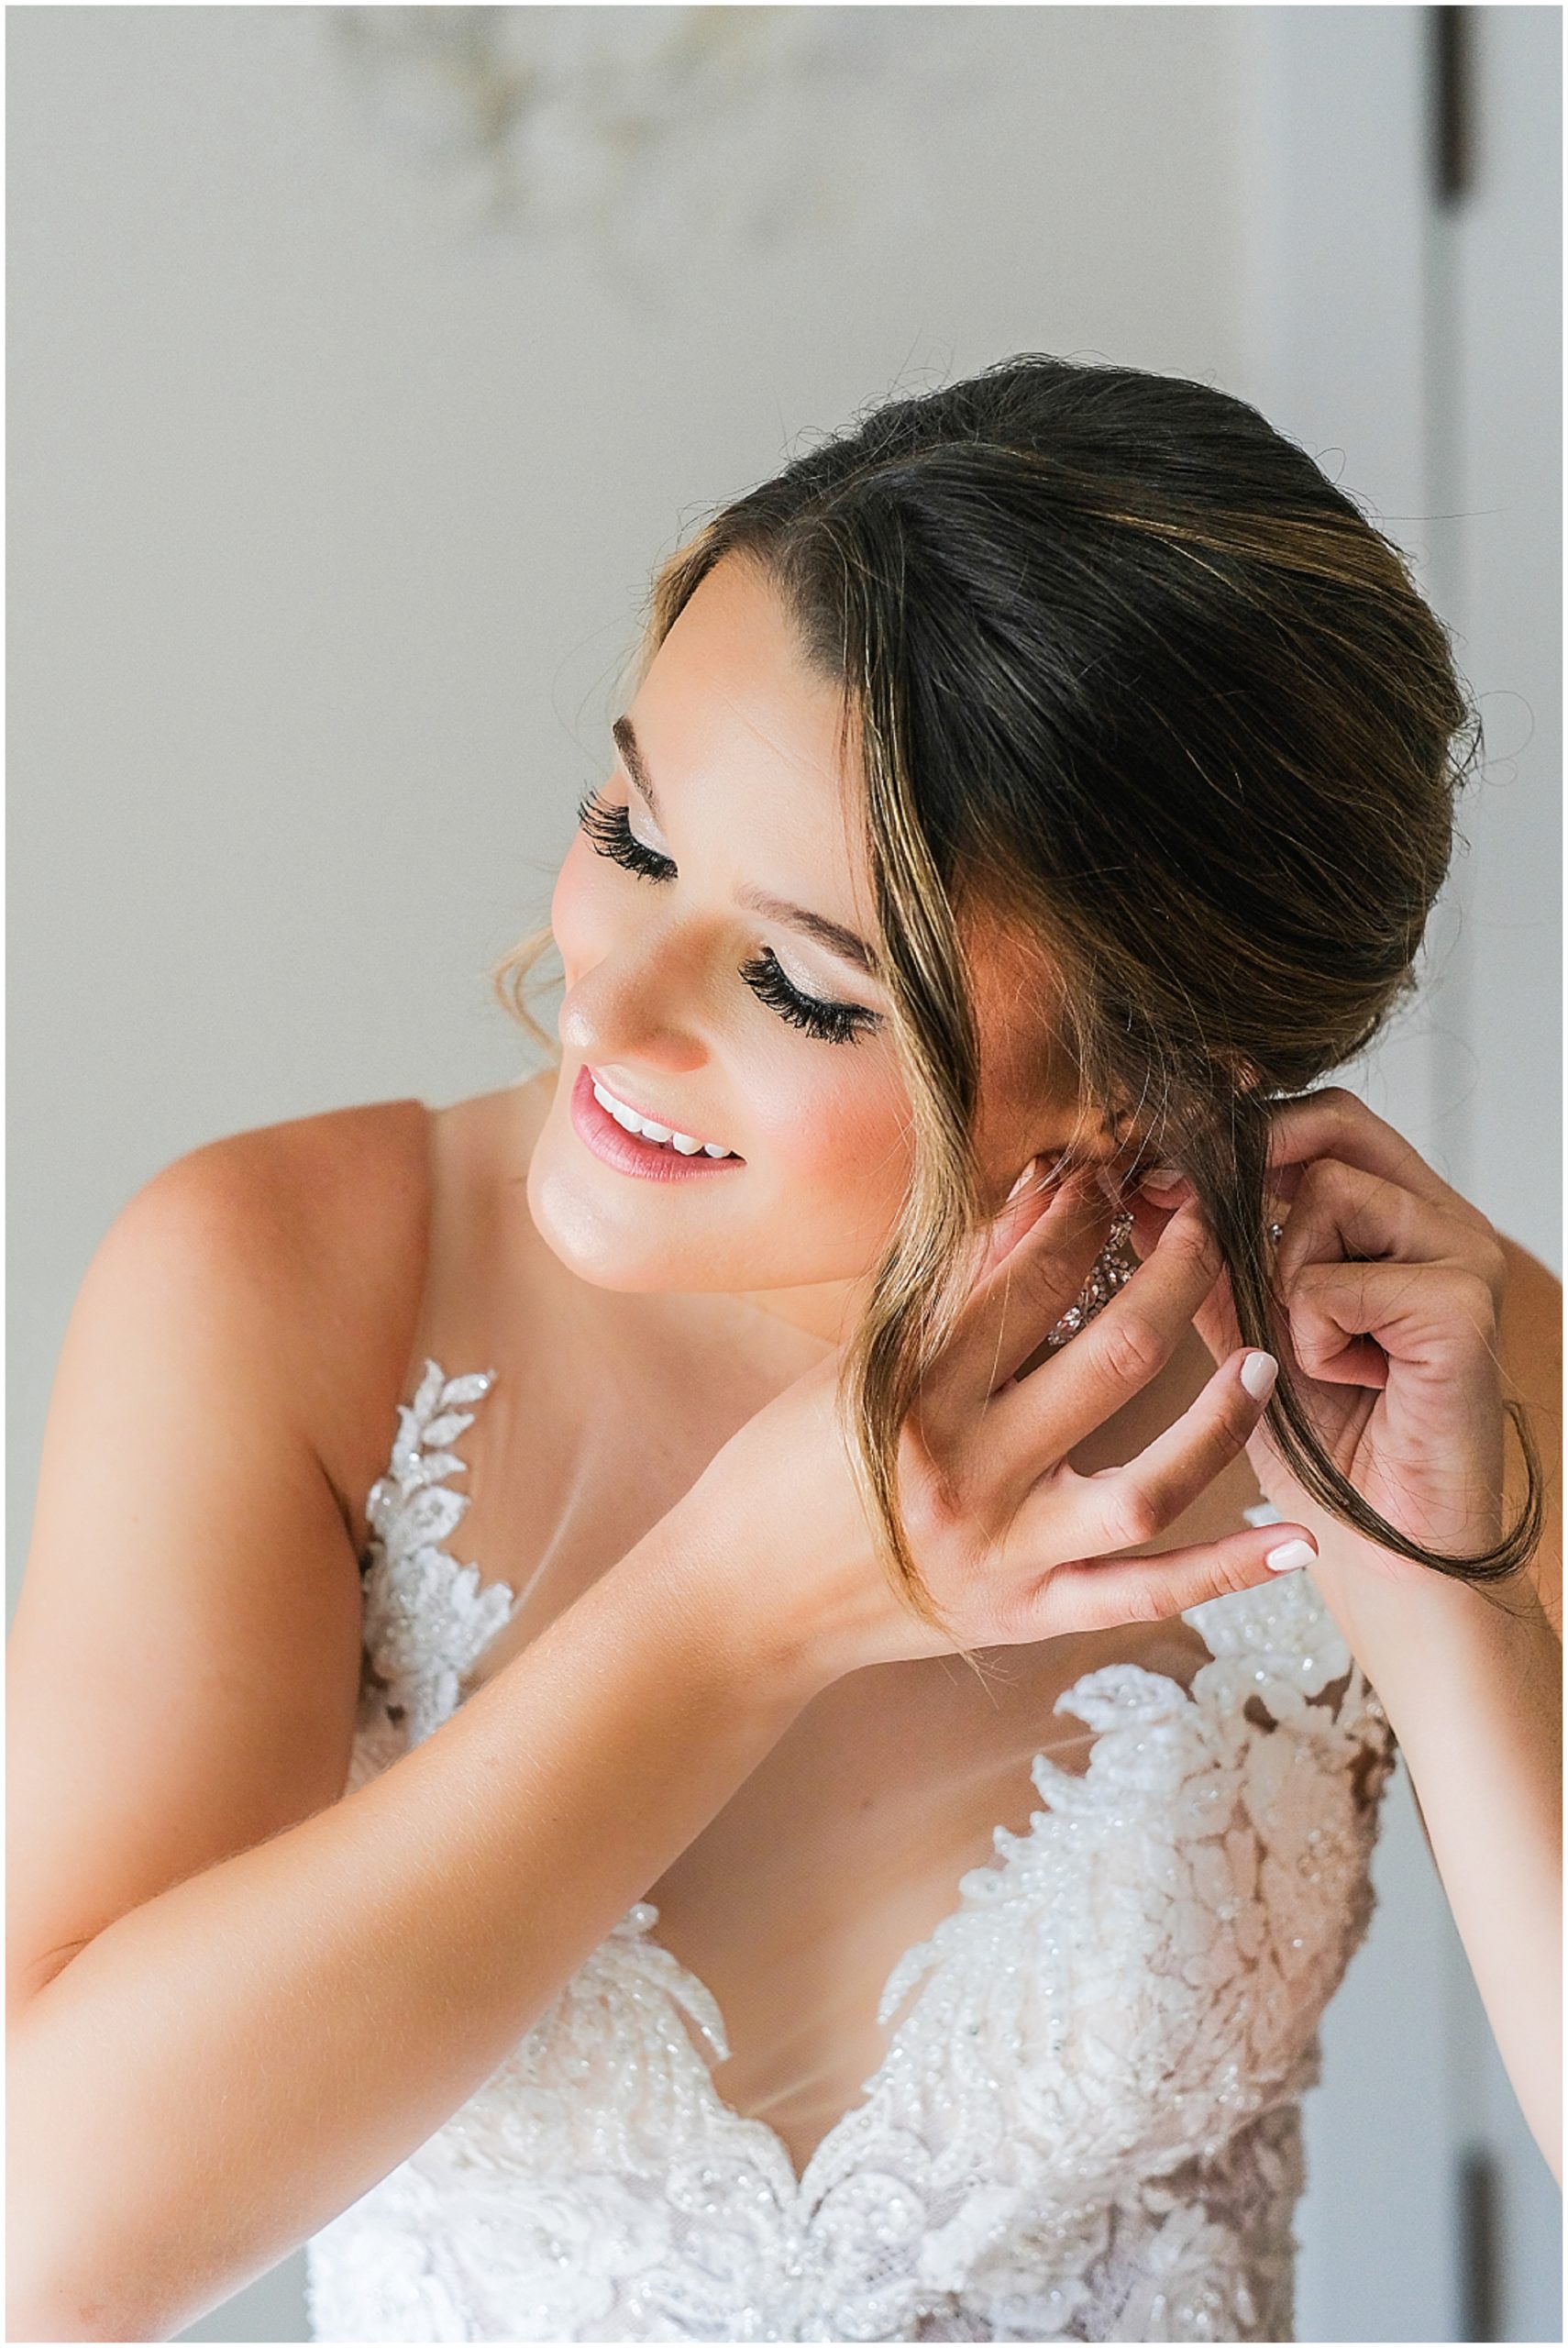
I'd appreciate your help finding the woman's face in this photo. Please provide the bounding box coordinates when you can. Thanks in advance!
[526,554,1107,1332]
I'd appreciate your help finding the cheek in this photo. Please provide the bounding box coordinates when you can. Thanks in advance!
[547,839,910,1253]
[550,839,610,970]
[742,1040,911,1222]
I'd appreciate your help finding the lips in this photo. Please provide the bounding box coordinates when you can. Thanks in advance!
[585,1065,734,1156]
[569,1064,745,1182]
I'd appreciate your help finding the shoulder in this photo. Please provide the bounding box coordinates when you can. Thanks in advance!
[127,1093,431,1235]
[1496,1232,1562,1388]
[113,1094,435,1316]
[99,1096,436,1551]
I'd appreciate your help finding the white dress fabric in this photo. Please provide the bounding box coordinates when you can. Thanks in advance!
[304,1360,1396,2344]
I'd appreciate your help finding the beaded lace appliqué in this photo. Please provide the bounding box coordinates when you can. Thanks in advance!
[308,1360,1394,2344]
[355,1358,511,1750]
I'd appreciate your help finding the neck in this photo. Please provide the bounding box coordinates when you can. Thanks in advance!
[730,1275,867,1347]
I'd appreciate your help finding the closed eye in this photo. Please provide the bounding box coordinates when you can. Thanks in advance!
[576,787,677,882]
[574,788,882,1047]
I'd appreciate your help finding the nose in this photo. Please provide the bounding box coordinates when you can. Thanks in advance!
[558,939,710,1078]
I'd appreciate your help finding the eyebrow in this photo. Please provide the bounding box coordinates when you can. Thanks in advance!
[611,714,880,980]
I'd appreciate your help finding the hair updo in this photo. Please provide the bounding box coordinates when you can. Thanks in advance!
[498,353,1541,1639]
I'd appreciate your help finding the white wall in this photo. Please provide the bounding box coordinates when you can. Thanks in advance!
[1433,15,1562,2340]
[8,9,1556,2340]
[8,0,1248,1542]
[1234,9,1561,2341]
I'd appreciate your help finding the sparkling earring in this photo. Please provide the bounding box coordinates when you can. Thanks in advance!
[1041,1206,1139,1353]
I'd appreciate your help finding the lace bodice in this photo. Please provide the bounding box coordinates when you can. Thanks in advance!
[304,1360,1394,2343]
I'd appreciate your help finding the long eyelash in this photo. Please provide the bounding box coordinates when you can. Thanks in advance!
[575,787,675,881]
[576,786,879,1047]
[737,947,879,1046]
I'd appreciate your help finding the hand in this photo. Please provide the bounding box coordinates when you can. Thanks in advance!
[682,1167,1320,1685]
[1136,1086,1516,1594]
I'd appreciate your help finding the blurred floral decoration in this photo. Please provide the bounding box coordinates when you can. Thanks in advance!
[327,6,984,287]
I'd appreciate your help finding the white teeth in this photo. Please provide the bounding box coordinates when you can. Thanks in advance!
[591,1078,735,1160]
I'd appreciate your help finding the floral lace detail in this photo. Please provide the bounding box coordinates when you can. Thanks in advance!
[307,1363,1395,2343]
[355,1358,512,1749]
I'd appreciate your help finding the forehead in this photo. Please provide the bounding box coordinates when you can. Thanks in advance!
[637,556,851,810]
[636,554,1076,1105]
[629,554,880,928]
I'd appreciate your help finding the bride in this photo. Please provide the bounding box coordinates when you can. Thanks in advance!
[8,355,1560,2344]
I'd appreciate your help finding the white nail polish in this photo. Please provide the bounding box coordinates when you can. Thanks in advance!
[1006,1157,1040,1202]
[1265,1539,1316,1574]
[1240,1350,1278,1401]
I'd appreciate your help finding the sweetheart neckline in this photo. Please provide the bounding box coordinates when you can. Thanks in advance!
[458,1572,1239,2206]
[360,1356,1309,2209]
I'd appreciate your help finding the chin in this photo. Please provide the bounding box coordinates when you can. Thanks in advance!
[521,1136,758,1294]
[524,1132,875,1300]
[525,1147,674,1291]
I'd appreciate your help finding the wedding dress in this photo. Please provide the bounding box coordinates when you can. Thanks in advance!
[304,1357,1395,2343]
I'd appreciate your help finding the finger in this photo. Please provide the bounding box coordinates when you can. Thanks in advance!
[1281,1257,1395,1386]
[988,1195,1224,1476]
[1277,1155,1425,1279]
[1284,1256,1499,1386]
[1043,1346,1284,1554]
[1129,1175,1294,1247]
[1275,1156,1496,1299]
[1021,1520,1320,1637]
[1264,1085,1483,1224]
[1121,1187,1246,1373]
[941,1168,1115,1412]
[969,1151,1075,1281]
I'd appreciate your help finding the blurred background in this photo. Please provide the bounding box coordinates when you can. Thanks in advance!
[8,6,1560,2340]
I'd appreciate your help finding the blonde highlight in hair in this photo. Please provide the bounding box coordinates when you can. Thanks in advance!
[493,355,1543,1635]
[490,921,564,1069]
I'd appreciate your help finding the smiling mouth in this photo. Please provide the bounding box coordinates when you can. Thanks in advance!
[570,1065,745,1180]
[586,1068,740,1158]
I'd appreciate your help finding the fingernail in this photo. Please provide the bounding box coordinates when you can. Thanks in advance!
[1006,1156,1040,1202]
[1140,1166,1186,1193]
[1265,1538,1317,1574]
[1239,1350,1278,1401]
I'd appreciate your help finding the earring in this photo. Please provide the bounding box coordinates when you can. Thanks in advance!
[1041,1206,1139,1353]
[1039,1207,1281,1354]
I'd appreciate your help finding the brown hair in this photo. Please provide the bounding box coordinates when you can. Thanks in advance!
[495,354,1542,1638]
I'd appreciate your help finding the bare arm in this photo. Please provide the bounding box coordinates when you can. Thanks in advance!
[7,1130,1332,2341]
[1309,1234,1562,2180]
[6,1140,823,2343]
[9,1512,811,2343]
[1164,1080,1564,2183]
